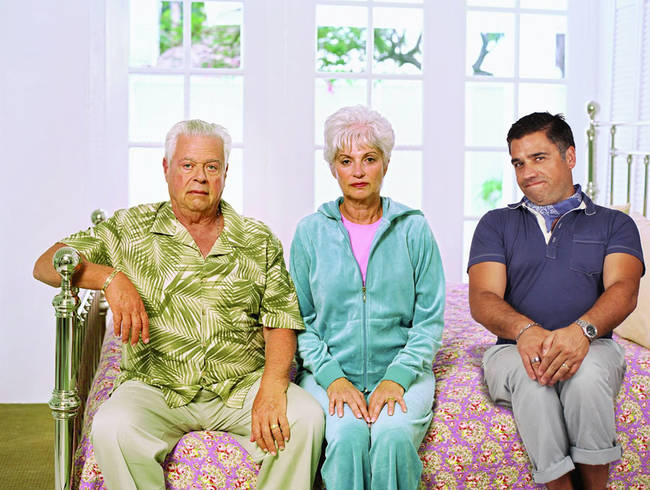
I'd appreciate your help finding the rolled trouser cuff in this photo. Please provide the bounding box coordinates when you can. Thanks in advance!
[532,455,574,484]
[571,444,622,465]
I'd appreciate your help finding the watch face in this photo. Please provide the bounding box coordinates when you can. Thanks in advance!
[586,325,597,338]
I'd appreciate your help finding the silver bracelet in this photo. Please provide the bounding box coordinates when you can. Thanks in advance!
[515,322,541,342]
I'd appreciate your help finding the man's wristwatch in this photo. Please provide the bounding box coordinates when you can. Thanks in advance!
[575,318,598,342]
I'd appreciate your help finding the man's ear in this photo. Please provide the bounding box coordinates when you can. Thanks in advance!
[163,158,169,181]
[565,146,576,169]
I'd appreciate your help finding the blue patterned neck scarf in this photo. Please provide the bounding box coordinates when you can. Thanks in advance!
[523,185,583,232]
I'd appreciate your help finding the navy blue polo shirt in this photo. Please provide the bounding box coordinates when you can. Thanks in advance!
[468,193,645,345]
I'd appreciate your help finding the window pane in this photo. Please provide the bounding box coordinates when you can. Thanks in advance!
[466,0,514,7]
[129,147,168,206]
[130,0,183,68]
[520,0,567,10]
[223,148,243,213]
[314,152,341,210]
[518,83,566,117]
[465,82,513,147]
[466,12,515,77]
[316,5,367,73]
[373,8,423,75]
[191,2,242,69]
[382,150,422,209]
[375,0,422,3]
[372,79,422,146]
[462,220,479,283]
[315,78,368,145]
[519,15,566,79]
[129,74,184,142]
[190,75,243,142]
[464,151,510,217]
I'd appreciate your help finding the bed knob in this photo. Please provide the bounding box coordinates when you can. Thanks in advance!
[586,101,599,119]
[53,247,81,278]
[91,209,107,225]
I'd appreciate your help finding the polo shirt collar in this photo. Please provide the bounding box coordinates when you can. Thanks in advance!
[507,185,596,216]
[149,200,246,256]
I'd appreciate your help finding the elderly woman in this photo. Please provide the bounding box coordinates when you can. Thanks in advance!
[289,105,445,489]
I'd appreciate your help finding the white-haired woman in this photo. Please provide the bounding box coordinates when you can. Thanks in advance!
[289,106,445,489]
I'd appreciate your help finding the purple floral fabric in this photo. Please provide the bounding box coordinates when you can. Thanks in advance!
[74,284,650,489]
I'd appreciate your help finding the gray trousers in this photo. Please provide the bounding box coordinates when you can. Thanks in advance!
[482,339,626,484]
[91,378,325,490]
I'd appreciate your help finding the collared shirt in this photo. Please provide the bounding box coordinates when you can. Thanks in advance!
[62,200,304,408]
[468,192,645,345]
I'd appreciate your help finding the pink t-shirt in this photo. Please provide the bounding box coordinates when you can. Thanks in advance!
[341,215,382,284]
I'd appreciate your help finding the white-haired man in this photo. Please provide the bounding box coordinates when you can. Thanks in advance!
[34,120,324,489]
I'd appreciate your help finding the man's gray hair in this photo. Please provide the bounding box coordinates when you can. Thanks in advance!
[323,105,395,169]
[165,119,232,163]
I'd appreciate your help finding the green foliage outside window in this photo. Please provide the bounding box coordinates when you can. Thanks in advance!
[479,178,502,208]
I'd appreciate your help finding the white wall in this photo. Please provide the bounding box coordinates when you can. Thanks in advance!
[0,0,125,403]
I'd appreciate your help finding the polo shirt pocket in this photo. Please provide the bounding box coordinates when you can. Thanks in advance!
[570,237,605,275]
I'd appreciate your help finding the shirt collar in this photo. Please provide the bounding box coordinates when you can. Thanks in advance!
[150,200,246,256]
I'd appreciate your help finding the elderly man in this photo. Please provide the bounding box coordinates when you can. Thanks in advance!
[34,120,324,489]
[468,112,644,489]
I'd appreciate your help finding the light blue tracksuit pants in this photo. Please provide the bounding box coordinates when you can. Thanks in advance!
[298,371,435,490]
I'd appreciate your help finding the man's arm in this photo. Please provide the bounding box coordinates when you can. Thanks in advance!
[537,252,643,385]
[249,327,296,455]
[34,242,149,345]
[468,261,551,381]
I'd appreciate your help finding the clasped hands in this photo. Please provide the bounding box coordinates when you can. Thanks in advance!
[517,323,589,386]
[326,378,406,424]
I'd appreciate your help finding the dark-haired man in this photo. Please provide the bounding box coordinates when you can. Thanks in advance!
[468,112,644,489]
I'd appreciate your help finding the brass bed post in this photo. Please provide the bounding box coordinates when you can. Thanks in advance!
[610,125,617,205]
[644,155,649,217]
[626,154,634,205]
[49,247,82,490]
[586,101,598,200]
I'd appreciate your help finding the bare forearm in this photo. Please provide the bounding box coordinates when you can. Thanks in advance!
[33,242,114,290]
[261,327,297,386]
[578,279,639,337]
[469,290,534,340]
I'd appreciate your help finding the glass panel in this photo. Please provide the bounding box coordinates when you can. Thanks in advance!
[316,5,368,73]
[373,8,423,75]
[518,83,567,117]
[130,0,183,68]
[465,82,513,147]
[190,75,243,142]
[462,220,479,283]
[191,1,242,69]
[381,150,422,210]
[314,152,342,210]
[129,74,184,142]
[466,12,515,77]
[464,151,510,217]
[372,79,422,146]
[223,148,244,213]
[315,78,368,145]
[520,0,567,10]
[129,147,168,206]
[466,0,515,7]
[519,14,566,79]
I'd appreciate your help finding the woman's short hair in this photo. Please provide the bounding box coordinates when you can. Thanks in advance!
[323,105,395,168]
[165,119,232,164]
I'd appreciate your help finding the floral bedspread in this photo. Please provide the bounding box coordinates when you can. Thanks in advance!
[74,284,650,489]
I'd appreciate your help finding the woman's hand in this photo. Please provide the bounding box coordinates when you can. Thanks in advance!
[368,380,406,423]
[326,377,370,422]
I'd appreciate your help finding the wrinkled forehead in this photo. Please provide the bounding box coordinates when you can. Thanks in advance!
[174,134,224,159]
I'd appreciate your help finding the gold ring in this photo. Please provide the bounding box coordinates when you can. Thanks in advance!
[387,397,395,402]
[270,424,279,430]
[561,362,570,369]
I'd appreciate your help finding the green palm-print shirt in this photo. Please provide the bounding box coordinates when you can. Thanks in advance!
[62,200,304,409]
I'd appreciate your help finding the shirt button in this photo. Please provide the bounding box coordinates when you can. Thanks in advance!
[552,237,557,243]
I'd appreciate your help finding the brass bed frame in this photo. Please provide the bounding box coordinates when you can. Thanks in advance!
[47,102,649,489]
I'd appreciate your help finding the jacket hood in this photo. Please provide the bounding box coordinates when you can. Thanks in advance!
[317,196,422,223]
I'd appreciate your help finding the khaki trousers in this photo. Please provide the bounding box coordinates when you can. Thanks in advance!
[91,378,325,490]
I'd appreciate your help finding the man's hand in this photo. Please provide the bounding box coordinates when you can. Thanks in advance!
[326,377,370,422]
[516,325,551,381]
[368,380,406,423]
[250,378,290,455]
[536,324,589,386]
[105,271,150,345]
